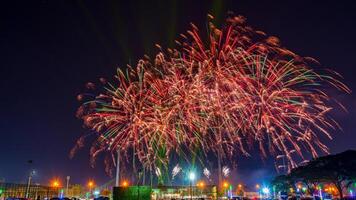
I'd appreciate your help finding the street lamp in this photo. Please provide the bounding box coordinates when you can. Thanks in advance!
[93,190,100,198]
[223,181,229,198]
[51,179,61,197]
[66,176,70,197]
[197,181,205,188]
[115,149,120,187]
[87,180,95,198]
[262,187,270,199]
[197,181,205,198]
[88,180,94,187]
[188,172,195,182]
[52,181,60,188]
[262,187,270,194]
[223,182,229,188]
[122,180,129,187]
[297,184,302,192]
[256,184,261,199]
[25,170,35,198]
[188,172,195,200]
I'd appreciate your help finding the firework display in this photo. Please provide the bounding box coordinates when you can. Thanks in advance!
[75,14,349,176]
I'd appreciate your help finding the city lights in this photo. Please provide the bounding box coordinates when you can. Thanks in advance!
[302,187,307,192]
[256,184,260,189]
[197,181,205,188]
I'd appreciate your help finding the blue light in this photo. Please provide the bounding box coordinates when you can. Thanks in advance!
[93,190,100,196]
[262,187,270,194]
[188,172,195,181]
[59,189,64,198]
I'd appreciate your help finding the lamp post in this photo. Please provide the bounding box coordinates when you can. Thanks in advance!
[122,180,128,187]
[115,149,120,187]
[88,180,95,197]
[188,172,195,200]
[256,184,261,199]
[51,179,60,197]
[262,187,270,199]
[66,176,70,197]
[197,181,205,198]
[223,181,229,198]
[256,184,260,190]
[25,170,35,198]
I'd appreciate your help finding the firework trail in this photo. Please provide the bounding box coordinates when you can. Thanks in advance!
[155,167,162,177]
[203,168,211,181]
[171,164,182,180]
[222,166,231,177]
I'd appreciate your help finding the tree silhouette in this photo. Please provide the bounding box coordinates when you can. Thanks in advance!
[273,150,356,198]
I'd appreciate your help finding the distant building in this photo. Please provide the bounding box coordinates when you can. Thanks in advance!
[152,185,217,200]
[66,184,85,198]
[244,191,260,199]
[0,183,58,199]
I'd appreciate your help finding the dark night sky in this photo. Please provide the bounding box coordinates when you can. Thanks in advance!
[1,0,356,186]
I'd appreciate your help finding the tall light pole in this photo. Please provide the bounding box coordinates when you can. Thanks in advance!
[197,181,205,198]
[223,181,229,198]
[188,172,195,200]
[262,187,270,199]
[256,184,261,199]
[87,180,95,198]
[115,149,120,187]
[25,170,35,198]
[51,179,60,197]
[66,176,70,197]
